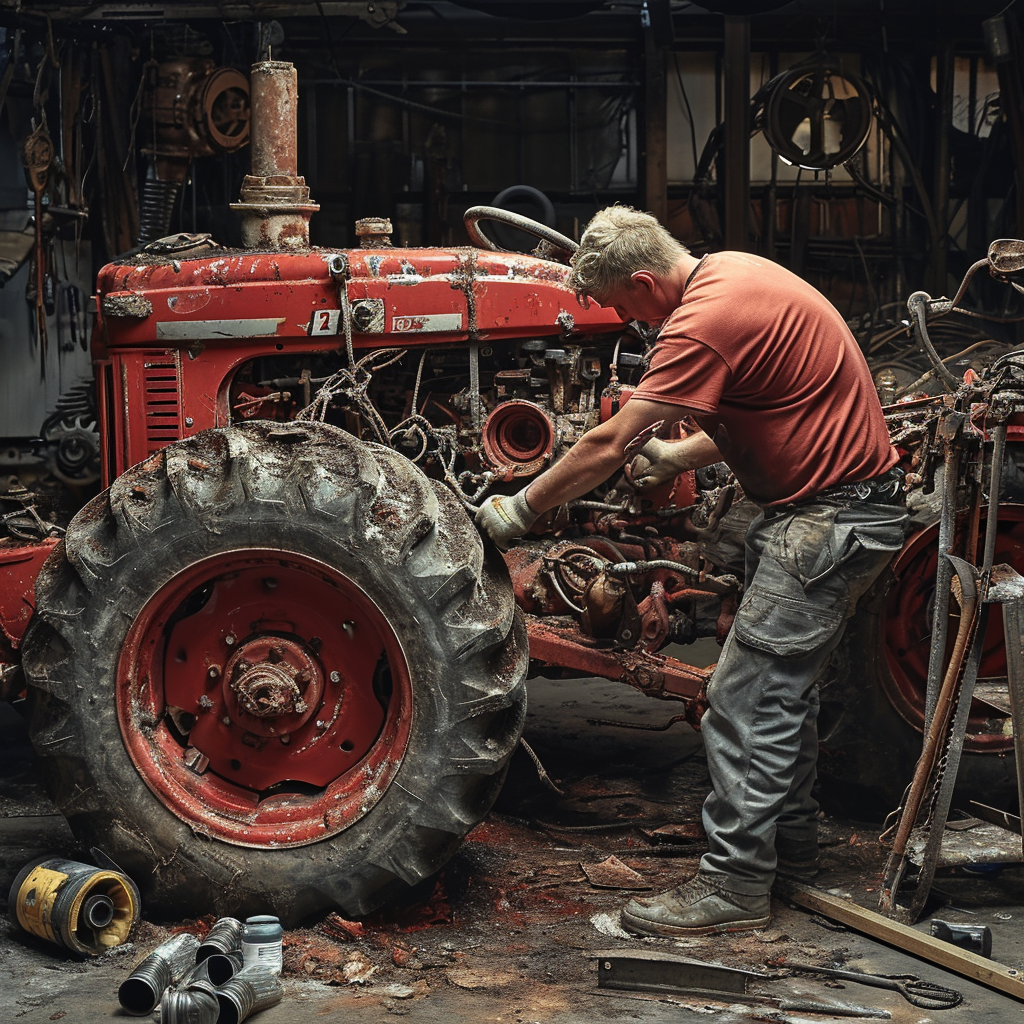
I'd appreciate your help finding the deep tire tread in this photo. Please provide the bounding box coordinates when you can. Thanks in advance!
[22,420,528,924]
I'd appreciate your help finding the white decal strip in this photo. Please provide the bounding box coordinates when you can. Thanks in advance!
[157,318,285,340]
[391,313,464,333]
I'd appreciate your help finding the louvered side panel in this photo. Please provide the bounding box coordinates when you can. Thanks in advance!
[142,355,183,455]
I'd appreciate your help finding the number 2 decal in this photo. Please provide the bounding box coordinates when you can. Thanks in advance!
[308,309,340,336]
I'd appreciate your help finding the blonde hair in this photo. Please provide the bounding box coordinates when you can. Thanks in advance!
[568,205,688,303]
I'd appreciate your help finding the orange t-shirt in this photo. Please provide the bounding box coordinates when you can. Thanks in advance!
[631,252,898,506]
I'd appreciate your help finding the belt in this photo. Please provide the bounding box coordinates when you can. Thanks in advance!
[766,467,906,518]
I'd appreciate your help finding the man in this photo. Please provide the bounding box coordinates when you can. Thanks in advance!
[476,205,908,937]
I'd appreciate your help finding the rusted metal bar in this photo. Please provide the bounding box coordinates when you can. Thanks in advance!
[231,61,319,249]
[778,881,1024,1002]
[525,616,709,700]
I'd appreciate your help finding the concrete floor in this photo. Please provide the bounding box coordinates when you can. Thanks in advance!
[2,660,1024,1023]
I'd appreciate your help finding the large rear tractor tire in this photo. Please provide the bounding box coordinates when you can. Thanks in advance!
[22,421,527,925]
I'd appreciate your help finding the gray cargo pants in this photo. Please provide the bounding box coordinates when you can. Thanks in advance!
[698,497,909,895]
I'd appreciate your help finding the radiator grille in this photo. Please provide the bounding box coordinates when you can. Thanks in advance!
[142,357,182,454]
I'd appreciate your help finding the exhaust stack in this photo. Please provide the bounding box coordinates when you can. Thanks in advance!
[232,61,318,249]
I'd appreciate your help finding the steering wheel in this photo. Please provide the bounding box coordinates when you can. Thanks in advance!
[464,206,579,262]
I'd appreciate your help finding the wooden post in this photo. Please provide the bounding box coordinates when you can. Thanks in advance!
[723,15,750,251]
[644,29,668,224]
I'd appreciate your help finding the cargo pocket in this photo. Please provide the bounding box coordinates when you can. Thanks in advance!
[733,584,845,657]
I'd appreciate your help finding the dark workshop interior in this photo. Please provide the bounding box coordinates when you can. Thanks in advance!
[2,1,1024,1021]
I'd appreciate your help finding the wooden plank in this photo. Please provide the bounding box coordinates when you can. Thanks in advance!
[777,881,1024,1002]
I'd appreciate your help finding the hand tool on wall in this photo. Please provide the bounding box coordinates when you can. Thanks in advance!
[23,123,54,377]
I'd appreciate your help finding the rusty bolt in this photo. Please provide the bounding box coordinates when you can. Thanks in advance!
[330,670,340,683]
[225,634,237,646]
[183,747,210,774]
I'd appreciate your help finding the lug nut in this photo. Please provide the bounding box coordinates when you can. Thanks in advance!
[330,671,340,683]
[208,666,221,679]
[225,634,237,646]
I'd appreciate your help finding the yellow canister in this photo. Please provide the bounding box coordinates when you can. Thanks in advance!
[8,856,140,955]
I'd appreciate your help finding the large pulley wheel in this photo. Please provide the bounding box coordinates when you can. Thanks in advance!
[22,421,527,924]
[464,205,578,262]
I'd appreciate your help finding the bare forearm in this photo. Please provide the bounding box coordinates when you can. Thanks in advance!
[524,433,629,512]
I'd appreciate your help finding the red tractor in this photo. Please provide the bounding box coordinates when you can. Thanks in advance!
[2,62,1021,926]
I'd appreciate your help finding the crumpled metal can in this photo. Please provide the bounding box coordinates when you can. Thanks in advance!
[118,932,201,1016]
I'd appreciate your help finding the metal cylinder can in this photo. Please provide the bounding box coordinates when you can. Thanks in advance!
[118,932,200,1015]
[241,915,283,974]
[197,916,243,961]
[8,856,140,955]
[160,980,219,1024]
[215,964,284,1023]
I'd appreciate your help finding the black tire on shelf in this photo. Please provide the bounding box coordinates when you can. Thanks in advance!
[21,420,528,925]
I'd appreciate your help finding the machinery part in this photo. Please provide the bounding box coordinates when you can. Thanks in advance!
[777,881,1024,1003]
[592,949,892,1018]
[8,856,140,956]
[215,965,284,1024]
[816,509,1024,818]
[22,420,527,924]
[140,59,250,243]
[930,920,993,959]
[119,933,201,1016]
[463,205,578,260]
[761,62,873,171]
[231,61,319,250]
[137,180,183,245]
[481,400,555,479]
[38,381,101,487]
[161,982,219,1024]
[776,961,962,1010]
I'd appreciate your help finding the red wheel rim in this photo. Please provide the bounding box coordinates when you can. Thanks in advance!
[116,550,412,847]
[883,506,1024,753]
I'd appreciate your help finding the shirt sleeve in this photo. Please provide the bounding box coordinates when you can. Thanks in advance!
[631,335,732,413]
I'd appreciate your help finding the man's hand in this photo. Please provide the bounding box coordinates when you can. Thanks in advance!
[475,490,540,550]
[627,436,697,490]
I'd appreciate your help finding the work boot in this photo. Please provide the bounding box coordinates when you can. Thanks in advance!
[620,874,771,937]
[774,834,821,882]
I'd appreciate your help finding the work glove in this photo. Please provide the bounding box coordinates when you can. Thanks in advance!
[627,436,693,490]
[475,490,539,551]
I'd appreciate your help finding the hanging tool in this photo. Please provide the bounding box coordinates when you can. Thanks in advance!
[773,961,962,1010]
[22,123,54,378]
[591,950,892,1018]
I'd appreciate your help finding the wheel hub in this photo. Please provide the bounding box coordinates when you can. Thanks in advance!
[117,550,412,846]
[224,637,321,735]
